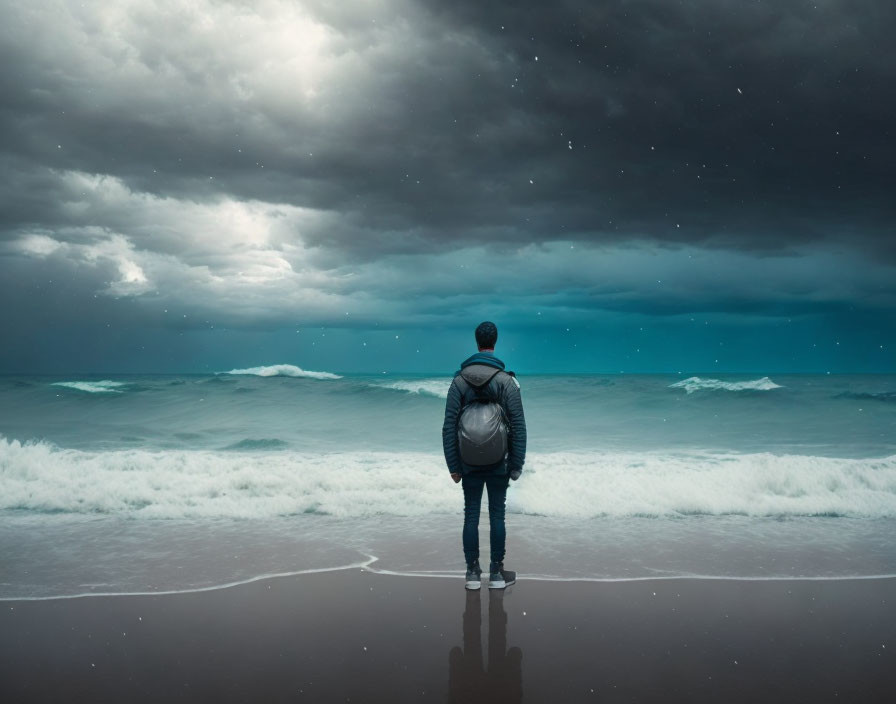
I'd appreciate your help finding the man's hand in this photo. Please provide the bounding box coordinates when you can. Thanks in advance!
[509,470,521,481]
[450,472,462,483]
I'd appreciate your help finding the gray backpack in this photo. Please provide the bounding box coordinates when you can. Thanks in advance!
[456,368,509,467]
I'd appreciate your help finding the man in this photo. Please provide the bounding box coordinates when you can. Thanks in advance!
[442,321,527,590]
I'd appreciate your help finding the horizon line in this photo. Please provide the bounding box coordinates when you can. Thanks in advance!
[2,370,895,377]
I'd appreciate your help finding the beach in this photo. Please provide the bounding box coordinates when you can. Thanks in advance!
[2,569,894,703]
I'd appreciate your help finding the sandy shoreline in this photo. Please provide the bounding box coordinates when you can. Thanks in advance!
[2,570,894,703]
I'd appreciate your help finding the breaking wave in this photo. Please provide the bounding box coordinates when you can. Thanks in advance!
[373,380,450,398]
[670,376,783,394]
[51,380,128,393]
[1,436,894,520]
[221,364,341,380]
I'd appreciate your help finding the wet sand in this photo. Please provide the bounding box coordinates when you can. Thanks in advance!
[1,570,894,703]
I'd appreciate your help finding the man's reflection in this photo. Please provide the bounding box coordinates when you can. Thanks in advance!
[448,589,523,702]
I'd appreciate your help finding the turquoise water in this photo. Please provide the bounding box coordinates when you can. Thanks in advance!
[2,370,894,456]
[1,368,895,597]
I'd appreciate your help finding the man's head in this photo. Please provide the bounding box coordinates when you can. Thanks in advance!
[475,321,498,351]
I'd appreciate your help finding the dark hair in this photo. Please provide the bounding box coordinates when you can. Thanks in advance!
[475,321,498,349]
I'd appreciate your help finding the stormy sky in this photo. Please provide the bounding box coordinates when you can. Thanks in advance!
[1,0,893,374]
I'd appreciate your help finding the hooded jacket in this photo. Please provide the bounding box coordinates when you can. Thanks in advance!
[442,351,527,477]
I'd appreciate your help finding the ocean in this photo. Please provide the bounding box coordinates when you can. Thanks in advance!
[1,366,895,599]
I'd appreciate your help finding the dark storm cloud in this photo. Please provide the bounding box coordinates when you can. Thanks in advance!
[0,0,894,376]
[1,0,894,261]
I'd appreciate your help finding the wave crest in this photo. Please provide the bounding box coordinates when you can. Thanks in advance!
[221,364,341,379]
[373,380,450,398]
[51,381,127,393]
[670,376,783,394]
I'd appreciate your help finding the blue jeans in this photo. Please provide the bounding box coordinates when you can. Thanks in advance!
[462,472,510,566]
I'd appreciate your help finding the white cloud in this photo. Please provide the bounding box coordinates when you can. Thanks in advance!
[16,234,62,257]
[9,168,349,312]
[1,0,432,144]
[14,231,152,296]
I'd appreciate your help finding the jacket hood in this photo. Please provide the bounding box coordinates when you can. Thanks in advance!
[459,364,503,388]
[457,352,506,387]
[459,352,505,371]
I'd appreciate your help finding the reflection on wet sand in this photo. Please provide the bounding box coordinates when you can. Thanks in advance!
[449,589,523,702]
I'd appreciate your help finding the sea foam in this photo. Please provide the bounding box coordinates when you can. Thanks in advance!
[221,364,341,379]
[51,380,127,393]
[373,380,450,398]
[670,376,783,394]
[1,436,894,520]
